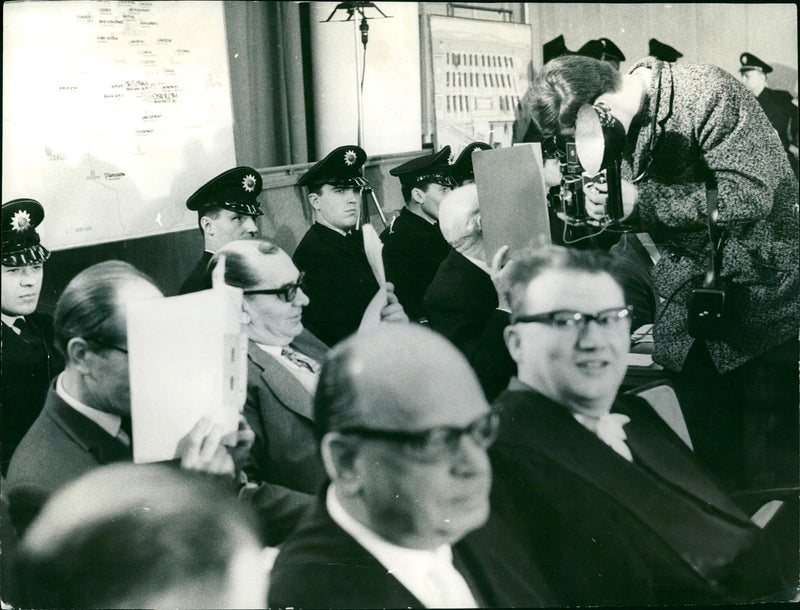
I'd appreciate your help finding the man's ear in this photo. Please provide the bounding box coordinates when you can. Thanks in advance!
[200,215,215,236]
[66,337,94,375]
[320,432,362,494]
[503,324,523,364]
[411,186,426,205]
[308,192,321,211]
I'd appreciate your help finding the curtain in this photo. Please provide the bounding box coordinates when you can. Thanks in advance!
[224,1,309,167]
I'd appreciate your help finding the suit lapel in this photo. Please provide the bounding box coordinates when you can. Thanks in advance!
[248,340,315,421]
[46,388,132,464]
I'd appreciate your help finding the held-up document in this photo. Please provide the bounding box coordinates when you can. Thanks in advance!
[127,284,248,463]
[473,143,551,262]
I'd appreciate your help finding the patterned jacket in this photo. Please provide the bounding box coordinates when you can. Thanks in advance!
[624,58,799,373]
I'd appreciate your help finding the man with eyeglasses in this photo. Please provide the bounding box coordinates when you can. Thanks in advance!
[268,324,554,608]
[209,239,406,511]
[488,245,787,605]
[5,261,253,537]
[293,145,384,347]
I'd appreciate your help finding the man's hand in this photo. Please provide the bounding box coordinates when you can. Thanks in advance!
[176,417,235,477]
[583,177,638,220]
[359,282,409,333]
[490,245,513,312]
[379,282,409,324]
[227,416,256,473]
[543,158,563,188]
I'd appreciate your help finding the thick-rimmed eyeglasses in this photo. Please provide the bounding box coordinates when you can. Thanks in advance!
[339,411,500,463]
[85,337,128,354]
[512,306,633,331]
[243,272,306,303]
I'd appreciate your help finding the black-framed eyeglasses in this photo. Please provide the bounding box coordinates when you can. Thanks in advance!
[243,272,306,303]
[512,306,633,331]
[85,337,128,355]
[339,411,500,463]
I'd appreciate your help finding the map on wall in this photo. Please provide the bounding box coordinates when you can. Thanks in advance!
[2,1,236,250]
[429,15,532,157]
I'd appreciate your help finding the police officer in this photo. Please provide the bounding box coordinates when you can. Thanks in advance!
[577,37,626,70]
[293,146,385,346]
[380,147,456,321]
[649,38,682,62]
[1,199,64,471]
[179,167,263,294]
[740,52,798,174]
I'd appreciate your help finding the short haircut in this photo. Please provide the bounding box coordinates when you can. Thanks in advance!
[305,183,325,197]
[525,55,621,135]
[401,180,436,204]
[15,463,262,608]
[208,238,282,290]
[313,338,361,441]
[53,261,157,358]
[197,206,222,234]
[500,245,624,318]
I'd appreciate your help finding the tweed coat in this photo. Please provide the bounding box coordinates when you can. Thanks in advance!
[623,58,799,373]
[242,331,328,494]
[489,380,786,606]
[380,207,450,321]
[292,223,378,347]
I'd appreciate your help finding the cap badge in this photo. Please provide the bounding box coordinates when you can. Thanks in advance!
[242,174,257,192]
[10,209,31,232]
[448,152,456,165]
[343,149,357,166]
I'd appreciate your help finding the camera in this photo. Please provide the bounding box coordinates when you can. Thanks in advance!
[546,138,623,227]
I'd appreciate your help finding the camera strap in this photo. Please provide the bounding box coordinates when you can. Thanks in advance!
[703,186,726,289]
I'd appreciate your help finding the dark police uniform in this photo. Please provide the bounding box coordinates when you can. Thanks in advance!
[577,37,625,66]
[380,147,457,321]
[179,166,264,294]
[293,146,378,347]
[1,199,64,472]
[740,53,798,171]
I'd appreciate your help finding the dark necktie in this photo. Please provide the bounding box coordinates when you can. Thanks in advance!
[13,317,29,336]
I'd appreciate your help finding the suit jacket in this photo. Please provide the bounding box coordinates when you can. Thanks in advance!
[489,381,785,606]
[243,331,328,494]
[1,314,64,471]
[178,251,212,295]
[423,250,516,401]
[293,224,378,347]
[268,491,555,608]
[380,208,450,321]
[5,384,131,535]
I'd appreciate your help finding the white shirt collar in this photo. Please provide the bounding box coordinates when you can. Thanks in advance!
[326,486,477,608]
[254,342,318,394]
[1,313,24,333]
[56,373,123,439]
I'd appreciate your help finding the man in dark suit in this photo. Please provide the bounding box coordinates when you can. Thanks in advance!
[489,245,789,605]
[381,146,454,321]
[740,52,798,174]
[178,166,263,294]
[1,199,64,472]
[210,238,406,498]
[293,146,382,346]
[424,184,515,401]
[5,261,266,538]
[268,324,554,608]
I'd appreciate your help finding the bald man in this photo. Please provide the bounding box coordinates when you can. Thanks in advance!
[14,463,271,608]
[268,325,554,608]
[423,185,516,400]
